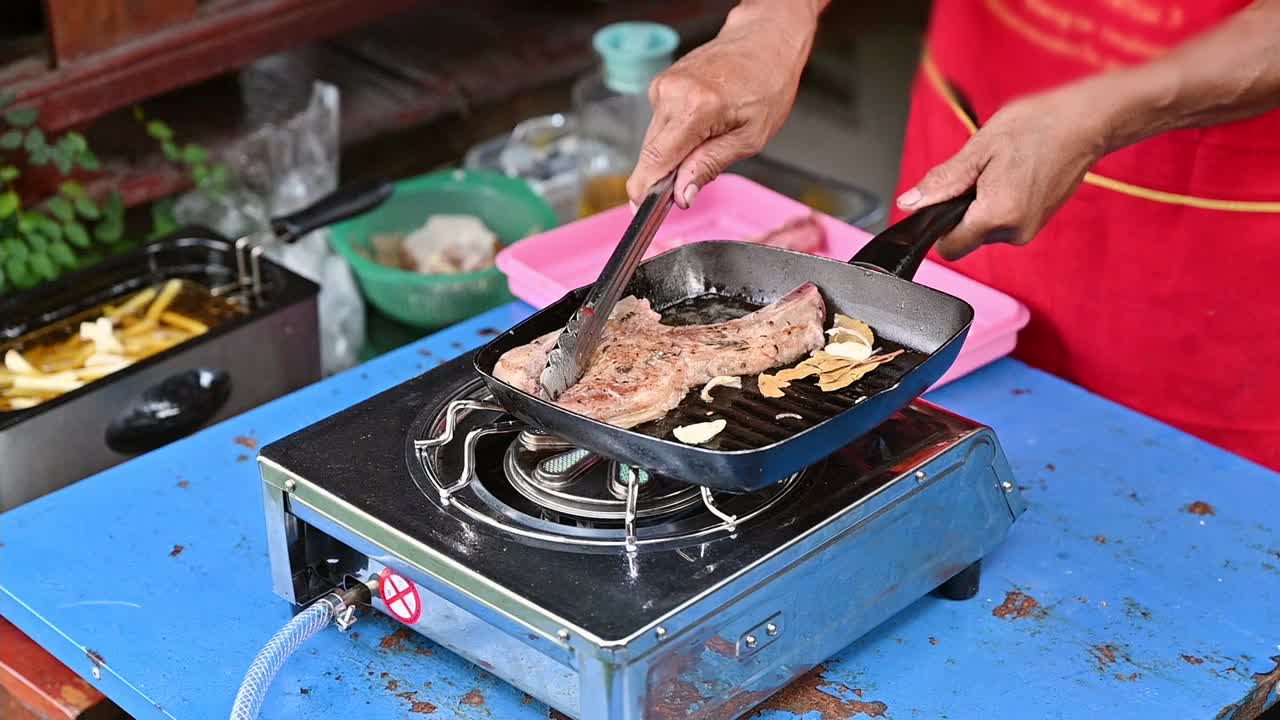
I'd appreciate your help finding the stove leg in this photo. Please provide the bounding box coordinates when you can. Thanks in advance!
[932,559,982,601]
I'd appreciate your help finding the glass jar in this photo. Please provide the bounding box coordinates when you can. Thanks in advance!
[572,22,678,217]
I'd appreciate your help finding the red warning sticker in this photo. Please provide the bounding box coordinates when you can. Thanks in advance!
[379,568,422,625]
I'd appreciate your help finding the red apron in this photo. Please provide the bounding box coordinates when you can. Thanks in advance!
[895,0,1280,470]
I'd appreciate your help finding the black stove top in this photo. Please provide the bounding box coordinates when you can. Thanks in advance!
[260,351,981,641]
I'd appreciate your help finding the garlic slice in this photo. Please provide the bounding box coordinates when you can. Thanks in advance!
[4,349,37,375]
[673,419,727,445]
[824,341,874,362]
[699,375,742,402]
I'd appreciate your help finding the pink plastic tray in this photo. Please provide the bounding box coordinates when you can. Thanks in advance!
[497,174,1030,388]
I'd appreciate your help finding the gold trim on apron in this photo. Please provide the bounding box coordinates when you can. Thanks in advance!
[920,50,1280,213]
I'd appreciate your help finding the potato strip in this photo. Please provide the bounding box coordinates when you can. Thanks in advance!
[144,279,183,322]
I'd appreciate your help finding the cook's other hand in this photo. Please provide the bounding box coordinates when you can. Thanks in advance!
[627,0,830,209]
[895,86,1108,261]
[897,0,1280,260]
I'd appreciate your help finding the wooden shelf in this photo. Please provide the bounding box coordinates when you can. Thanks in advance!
[1,0,421,132]
[76,0,734,209]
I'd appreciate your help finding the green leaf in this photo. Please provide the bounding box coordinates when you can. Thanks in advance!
[103,192,124,219]
[146,120,173,142]
[0,130,21,150]
[59,181,84,198]
[25,215,60,242]
[0,91,14,110]
[46,196,74,223]
[0,191,17,218]
[78,150,100,171]
[161,141,181,162]
[74,196,99,220]
[64,221,89,248]
[150,198,177,237]
[182,144,208,165]
[207,165,229,189]
[3,236,28,261]
[192,165,209,185]
[23,127,45,152]
[25,232,47,253]
[64,131,87,153]
[28,146,49,166]
[29,251,56,280]
[53,151,73,175]
[0,165,19,183]
[48,240,76,268]
[0,265,6,294]
[94,217,123,244]
[8,256,36,289]
[5,106,38,128]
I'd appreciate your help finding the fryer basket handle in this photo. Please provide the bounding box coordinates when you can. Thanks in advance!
[848,191,974,280]
[271,179,394,244]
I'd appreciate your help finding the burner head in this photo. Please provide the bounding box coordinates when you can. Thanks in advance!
[409,378,799,552]
[504,442,702,524]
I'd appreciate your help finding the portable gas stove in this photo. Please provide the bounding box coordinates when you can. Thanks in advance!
[258,350,1026,719]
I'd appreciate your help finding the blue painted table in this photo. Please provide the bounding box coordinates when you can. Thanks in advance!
[2,303,1278,720]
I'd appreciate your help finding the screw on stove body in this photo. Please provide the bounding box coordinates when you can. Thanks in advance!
[1001,480,1013,492]
[744,635,758,649]
[655,627,667,641]
[557,628,570,643]
[766,623,779,637]
[284,479,297,492]
[914,470,926,483]
[91,665,101,680]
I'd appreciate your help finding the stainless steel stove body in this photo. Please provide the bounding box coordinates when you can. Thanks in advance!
[258,351,1026,719]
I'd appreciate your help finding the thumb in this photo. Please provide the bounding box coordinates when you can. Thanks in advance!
[897,142,984,211]
[672,131,755,208]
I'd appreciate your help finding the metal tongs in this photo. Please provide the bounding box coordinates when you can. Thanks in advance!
[539,173,677,400]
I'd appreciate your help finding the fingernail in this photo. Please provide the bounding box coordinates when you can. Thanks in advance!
[628,200,638,214]
[683,183,699,207]
[896,188,922,208]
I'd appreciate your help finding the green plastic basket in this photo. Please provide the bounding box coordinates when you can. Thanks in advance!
[330,169,558,330]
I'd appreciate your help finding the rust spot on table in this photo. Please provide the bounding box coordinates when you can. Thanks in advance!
[176,479,189,488]
[1011,388,1031,395]
[236,454,249,463]
[396,690,437,714]
[1182,654,1205,665]
[1123,597,1152,621]
[992,591,1045,621]
[385,678,400,691]
[1045,463,1056,472]
[477,327,501,336]
[460,689,485,706]
[1094,535,1107,544]
[85,649,106,668]
[1114,672,1139,682]
[1091,644,1118,672]
[380,627,413,650]
[418,348,433,357]
[751,664,889,719]
[928,637,939,646]
[168,544,184,557]
[233,435,258,450]
[549,710,573,719]
[1186,501,1215,516]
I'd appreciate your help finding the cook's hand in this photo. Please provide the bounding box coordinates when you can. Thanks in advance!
[896,86,1110,260]
[627,3,822,209]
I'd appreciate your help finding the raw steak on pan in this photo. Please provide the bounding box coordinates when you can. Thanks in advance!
[494,283,826,428]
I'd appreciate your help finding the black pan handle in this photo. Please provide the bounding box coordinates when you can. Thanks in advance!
[848,191,975,280]
[850,75,983,280]
[270,178,394,244]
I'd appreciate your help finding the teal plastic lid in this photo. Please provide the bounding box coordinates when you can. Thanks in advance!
[592,22,679,94]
